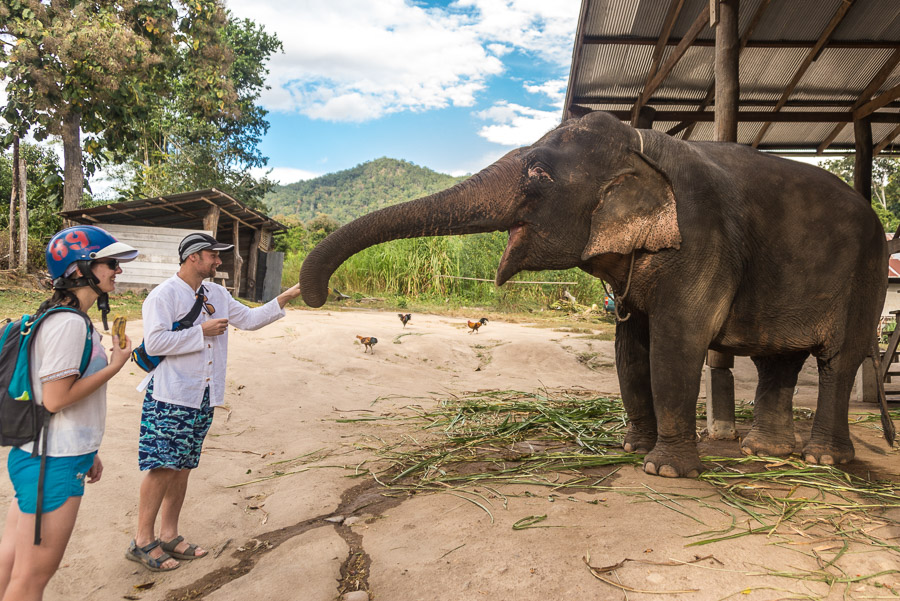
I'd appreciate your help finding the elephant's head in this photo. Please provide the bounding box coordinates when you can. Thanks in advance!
[299,111,682,308]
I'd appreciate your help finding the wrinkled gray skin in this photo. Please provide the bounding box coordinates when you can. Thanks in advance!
[300,111,890,478]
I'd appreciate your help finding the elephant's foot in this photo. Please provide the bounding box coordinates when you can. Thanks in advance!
[802,436,854,465]
[643,442,704,478]
[740,427,795,458]
[623,426,657,454]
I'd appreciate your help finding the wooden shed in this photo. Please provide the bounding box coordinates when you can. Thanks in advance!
[59,189,288,302]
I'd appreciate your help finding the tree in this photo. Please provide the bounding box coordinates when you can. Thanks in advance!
[820,156,900,231]
[111,13,281,211]
[0,0,238,214]
[0,141,64,237]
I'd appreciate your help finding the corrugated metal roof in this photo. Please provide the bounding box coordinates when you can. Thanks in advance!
[565,0,900,156]
[58,189,287,232]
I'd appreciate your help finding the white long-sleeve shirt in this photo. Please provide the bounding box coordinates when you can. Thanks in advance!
[137,274,285,408]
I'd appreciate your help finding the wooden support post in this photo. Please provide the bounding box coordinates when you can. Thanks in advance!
[203,205,220,236]
[714,0,739,142]
[232,220,243,297]
[853,117,878,403]
[247,228,262,301]
[854,117,873,201]
[705,0,739,440]
[635,106,656,129]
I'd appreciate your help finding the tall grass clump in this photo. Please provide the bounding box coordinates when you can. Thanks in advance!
[283,231,607,309]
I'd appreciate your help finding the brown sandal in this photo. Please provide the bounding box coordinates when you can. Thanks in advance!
[160,535,207,560]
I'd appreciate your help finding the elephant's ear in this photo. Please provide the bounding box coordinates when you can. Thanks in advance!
[582,152,682,260]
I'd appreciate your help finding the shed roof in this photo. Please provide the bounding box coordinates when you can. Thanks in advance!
[59,188,287,232]
[564,0,900,156]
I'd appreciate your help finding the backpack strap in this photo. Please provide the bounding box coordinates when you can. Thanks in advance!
[173,285,208,332]
[26,306,93,545]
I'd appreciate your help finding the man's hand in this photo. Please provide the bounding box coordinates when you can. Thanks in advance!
[202,318,229,336]
[277,283,302,308]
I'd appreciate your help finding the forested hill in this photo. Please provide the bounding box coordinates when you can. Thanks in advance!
[263,157,467,224]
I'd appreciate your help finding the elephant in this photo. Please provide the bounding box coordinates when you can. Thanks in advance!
[299,110,895,478]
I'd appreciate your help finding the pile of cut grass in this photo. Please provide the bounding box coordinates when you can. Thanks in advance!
[357,389,900,592]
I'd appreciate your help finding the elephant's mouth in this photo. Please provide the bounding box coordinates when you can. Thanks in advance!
[496,223,528,286]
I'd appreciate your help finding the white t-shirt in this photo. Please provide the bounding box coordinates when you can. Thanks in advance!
[19,311,108,457]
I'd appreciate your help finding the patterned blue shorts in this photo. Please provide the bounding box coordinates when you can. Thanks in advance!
[139,379,214,471]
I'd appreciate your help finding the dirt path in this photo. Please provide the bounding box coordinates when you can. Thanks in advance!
[2,308,898,600]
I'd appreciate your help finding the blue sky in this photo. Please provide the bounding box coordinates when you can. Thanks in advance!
[226,0,581,183]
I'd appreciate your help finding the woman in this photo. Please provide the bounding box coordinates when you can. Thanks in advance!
[0,225,137,601]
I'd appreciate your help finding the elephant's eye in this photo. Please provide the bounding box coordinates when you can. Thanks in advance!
[527,165,553,182]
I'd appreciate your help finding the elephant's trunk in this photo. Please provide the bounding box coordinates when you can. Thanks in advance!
[300,153,523,307]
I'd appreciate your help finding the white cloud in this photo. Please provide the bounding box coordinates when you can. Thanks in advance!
[453,0,580,66]
[251,166,321,184]
[473,77,567,146]
[227,0,578,123]
[228,0,503,121]
[475,100,559,146]
[524,77,568,108]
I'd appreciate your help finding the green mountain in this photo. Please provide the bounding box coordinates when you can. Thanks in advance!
[263,157,468,225]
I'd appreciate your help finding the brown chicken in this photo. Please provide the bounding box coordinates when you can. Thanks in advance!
[398,313,412,327]
[356,335,378,353]
[467,318,488,333]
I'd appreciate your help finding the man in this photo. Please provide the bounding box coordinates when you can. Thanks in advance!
[126,233,301,571]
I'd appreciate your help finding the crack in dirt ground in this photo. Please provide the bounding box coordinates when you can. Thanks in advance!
[162,479,405,600]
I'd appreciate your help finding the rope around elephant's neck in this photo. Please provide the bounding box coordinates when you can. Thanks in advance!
[603,251,636,323]
[604,128,645,323]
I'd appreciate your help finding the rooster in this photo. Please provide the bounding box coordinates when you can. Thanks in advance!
[467,317,488,334]
[356,335,378,353]
[398,313,412,328]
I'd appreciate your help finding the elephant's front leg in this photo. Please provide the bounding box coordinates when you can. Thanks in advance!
[616,313,657,453]
[642,324,709,478]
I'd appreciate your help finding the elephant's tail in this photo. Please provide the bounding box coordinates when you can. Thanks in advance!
[869,343,896,447]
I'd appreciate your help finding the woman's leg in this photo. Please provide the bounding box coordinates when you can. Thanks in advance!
[1,496,81,601]
[0,503,21,597]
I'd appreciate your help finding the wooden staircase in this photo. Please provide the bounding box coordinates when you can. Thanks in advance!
[878,310,900,400]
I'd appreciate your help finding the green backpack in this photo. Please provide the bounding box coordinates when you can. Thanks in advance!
[0,306,93,543]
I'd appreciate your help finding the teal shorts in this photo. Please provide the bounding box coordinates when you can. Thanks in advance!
[7,448,97,514]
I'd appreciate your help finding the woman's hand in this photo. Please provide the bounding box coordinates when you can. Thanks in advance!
[110,334,132,369]
[86,454,103,483]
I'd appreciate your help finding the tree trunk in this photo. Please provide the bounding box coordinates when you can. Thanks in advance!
[62,111,84,223]
[8,135,19,270]
[18,146,28,272]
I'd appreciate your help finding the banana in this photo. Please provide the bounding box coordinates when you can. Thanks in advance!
[112,316,127,348]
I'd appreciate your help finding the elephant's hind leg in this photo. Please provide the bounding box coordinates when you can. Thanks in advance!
[803,353,859,465]
[616,313,657,453]
[741,352,809,457]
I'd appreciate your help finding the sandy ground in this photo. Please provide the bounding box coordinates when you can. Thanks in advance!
[2,307,899,601]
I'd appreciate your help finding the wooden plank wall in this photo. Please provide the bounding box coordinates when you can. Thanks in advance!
[102,224,214,291]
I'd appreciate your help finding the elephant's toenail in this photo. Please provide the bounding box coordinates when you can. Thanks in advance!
[644,462,657,475]
[820,455,834,465]
[740,446,752,456]
[686,469,700,478]
[623,443,633,452]
[804,454,817,463]
[658,465,679,478]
